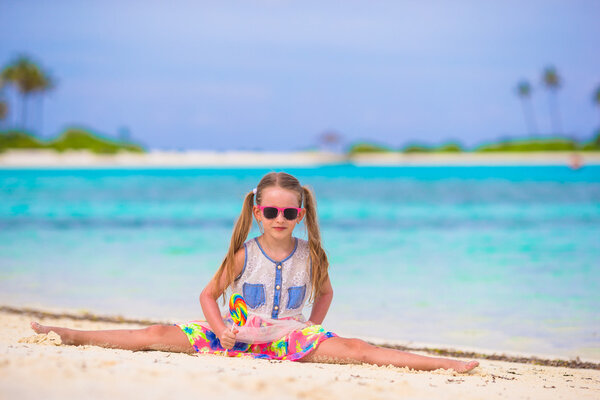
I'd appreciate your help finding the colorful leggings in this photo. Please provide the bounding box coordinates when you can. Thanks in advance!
[175,320,337,361]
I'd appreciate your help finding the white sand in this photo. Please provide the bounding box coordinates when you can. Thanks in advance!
[1,310,599,399]
[0,149,347,167]
[1,149,599,167]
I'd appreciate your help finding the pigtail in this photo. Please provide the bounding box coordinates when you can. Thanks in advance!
[213,190,255,303]
[302,185,329,302]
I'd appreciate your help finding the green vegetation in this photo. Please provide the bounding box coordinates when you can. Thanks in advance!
[0,130,45,152]
[329,68,598,155]
[350,142,465,154]
[347,135,600,154]
[402,145,430,153]
[0,128,144,154]
[46,128,144,153]
[402,142,463,153]
[1,55,144,154]
[1,56,53,129]
[0,100,7,122]
[2,55,598,156]
[580,131,600,151]
[436,143,463,152]
[542,66,562,134]
[475,137,577,152]
[348,142,391,154]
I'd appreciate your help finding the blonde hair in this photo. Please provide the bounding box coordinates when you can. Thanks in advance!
[214,172,329,303]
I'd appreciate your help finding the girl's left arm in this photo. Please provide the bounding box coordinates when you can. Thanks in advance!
[307,275,333,325]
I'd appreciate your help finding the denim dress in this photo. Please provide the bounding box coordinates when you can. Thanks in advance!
[230,237,311,320]
[174,236,338,360]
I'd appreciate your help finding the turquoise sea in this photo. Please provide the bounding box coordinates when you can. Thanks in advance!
[1,166,599,360]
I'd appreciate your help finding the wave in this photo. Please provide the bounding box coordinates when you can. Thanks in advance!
[2,215,598,230]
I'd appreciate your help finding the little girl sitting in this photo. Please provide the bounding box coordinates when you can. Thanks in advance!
[32,171,479,373]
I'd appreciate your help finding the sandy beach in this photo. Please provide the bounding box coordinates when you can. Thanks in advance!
[2,154,599,398]
[1,307,598,399]
[1,149,600,168]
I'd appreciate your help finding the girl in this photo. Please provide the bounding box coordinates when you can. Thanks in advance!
[31,172,479,373]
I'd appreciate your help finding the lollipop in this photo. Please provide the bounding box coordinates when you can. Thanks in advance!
[225,293,247,355]
[229,293,248,327]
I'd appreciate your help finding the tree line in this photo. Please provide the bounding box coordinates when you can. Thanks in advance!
[347,66,600,154]
[0,55,143,153]
[516,66,600,138]
[2,56,599,154]
[0,55,53,131]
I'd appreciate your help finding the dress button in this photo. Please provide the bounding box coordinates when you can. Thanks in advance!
[274,306,279,310]
[276,285,281,290]
[277,265,282,270]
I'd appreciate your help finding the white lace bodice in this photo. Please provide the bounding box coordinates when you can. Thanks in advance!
[230,237,312,320]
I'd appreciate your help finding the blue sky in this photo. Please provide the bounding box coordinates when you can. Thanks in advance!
[1,1,599,151]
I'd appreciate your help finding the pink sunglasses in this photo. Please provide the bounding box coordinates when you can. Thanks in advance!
[258,206,303,220]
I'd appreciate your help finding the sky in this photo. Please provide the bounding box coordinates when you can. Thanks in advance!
[1,0,599,151]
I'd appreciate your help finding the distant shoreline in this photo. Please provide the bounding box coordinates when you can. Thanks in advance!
[1,149,600,168]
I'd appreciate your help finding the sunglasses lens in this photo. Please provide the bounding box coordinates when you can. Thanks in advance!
[283,208,299,220]
[262,207,278,219]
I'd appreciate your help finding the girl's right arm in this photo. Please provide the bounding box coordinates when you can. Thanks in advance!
[199,248,245,349]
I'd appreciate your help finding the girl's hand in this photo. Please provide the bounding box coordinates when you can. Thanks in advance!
[219,327,239,350]
[305,320,316,327]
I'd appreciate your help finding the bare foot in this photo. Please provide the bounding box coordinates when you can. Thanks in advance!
[30,321,54,334]
[451,360,479,373]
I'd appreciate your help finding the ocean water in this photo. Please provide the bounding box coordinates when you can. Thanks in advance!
[1,166,599,360]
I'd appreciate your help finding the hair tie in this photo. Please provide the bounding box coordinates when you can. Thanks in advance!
[252,187,257,195]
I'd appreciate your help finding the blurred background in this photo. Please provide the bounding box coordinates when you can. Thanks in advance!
[1,0,599,150]
[0,1,599,361]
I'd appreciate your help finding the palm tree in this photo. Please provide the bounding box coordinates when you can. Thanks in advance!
[594,85,600,127]
[1,56,53,131]
[593,85,600,147]
[0,101,7,128]
[542,66,562,135]
[516,80,538,136]
[0,78,7,128]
